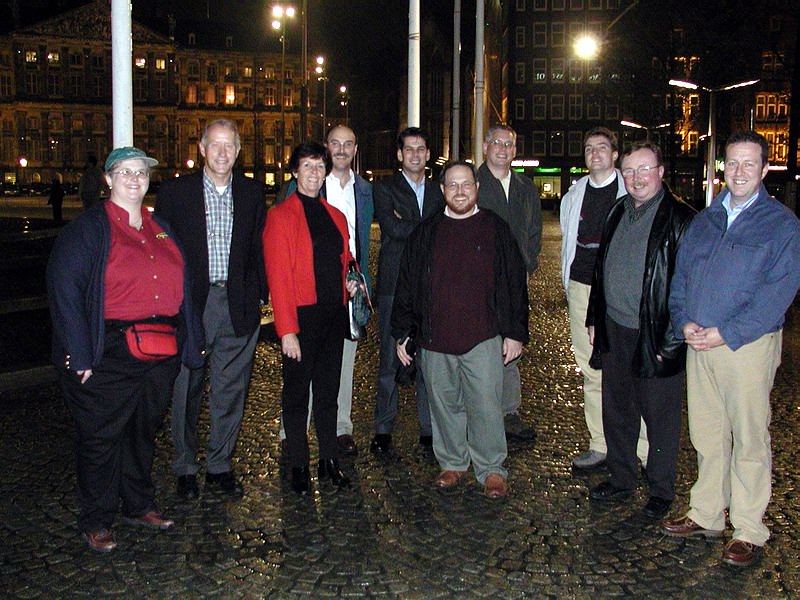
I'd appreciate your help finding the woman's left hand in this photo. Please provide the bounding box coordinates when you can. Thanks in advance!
[281,333,301,361]
[346,279,359,298]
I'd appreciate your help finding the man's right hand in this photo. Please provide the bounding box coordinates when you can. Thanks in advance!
[587,325,595,346]
[396,338,414,366]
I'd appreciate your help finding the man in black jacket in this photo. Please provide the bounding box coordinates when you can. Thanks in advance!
[586,141,693,519]
[155,119,267,499]
[391,161,529,498]
[371,127,444,454]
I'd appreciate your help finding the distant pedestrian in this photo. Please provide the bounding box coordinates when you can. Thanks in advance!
[47,176,65,223]
[47,147,204,553]
[78,155,104,210]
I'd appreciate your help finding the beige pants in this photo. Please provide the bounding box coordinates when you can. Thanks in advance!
[567,280,648,462]
[685,331,782,546]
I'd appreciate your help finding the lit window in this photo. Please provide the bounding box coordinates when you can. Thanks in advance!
[47,52,60,64]
[243,66,253,78]
[135,57,146,69]
[25,51,38,63]
[155,58,166,70]
[225,85,235,105]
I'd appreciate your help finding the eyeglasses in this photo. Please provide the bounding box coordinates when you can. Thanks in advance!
[112,168,150,179]
[621,164,657,178]
[327,140,355,150]
[443,181,476,193]
[488,139,515,148]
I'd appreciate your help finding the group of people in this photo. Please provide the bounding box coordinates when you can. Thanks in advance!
[561,127,799,568]
[46,118,798,570]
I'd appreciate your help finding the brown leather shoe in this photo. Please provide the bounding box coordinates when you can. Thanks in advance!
[337,434,359,456]
[721,539,763,567]
[484,473,509,498]
[433,470,465,488]
[84,529,117,552]
[122,511,174,530]
[661,516,724,538]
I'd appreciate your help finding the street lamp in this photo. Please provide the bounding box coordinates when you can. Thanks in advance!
[339,84,349,126]
[272,4,295,186]
[315,55,328,139]
[669,78,759,206]
[621,120,671,141]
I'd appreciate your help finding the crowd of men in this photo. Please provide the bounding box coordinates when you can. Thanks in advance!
[128,117,797,569]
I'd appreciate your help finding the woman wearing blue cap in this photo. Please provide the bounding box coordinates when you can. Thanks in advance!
[47,147,204,552]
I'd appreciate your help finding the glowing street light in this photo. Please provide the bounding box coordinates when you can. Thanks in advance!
[315,55,328,138]
[272,4,296,185]
[574,36,599,60]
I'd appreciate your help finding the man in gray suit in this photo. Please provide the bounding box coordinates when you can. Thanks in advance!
[156,119,267,499]
[477,124,542,441]
[371,127,445,454]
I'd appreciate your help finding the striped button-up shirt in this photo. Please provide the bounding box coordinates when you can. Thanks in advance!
[203,170,234,283]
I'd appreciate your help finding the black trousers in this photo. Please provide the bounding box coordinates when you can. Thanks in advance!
[59,326,180,533]
[601,317,683,500]
[281,304,347,467]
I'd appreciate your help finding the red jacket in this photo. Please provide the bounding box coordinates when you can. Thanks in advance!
[263,192,353,337]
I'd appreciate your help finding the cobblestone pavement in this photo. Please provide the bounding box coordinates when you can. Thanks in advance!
[1,215,798,599]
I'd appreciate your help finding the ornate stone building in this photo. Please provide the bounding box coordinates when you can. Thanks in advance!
[0,0,304,190]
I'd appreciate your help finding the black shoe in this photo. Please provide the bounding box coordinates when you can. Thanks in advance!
[205,471,244,496]
[291,466,311,496]
[589,480,634,502]
[317,459,351,488]
[642,496,672,519]
[176,474,199,500]
[370,433,392,454]
[419,435,433,449]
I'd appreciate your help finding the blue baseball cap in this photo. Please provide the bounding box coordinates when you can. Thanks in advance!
[104,147,158,172]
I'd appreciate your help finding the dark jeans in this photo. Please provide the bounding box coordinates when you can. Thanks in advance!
[59,326,180,533]
[281,304,347,467]
[601,317,683,500]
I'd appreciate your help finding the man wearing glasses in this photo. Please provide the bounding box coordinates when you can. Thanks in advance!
[477,124,542,442]
[156,119,267,499]
[391,161,529,498]
[585,141,693,520]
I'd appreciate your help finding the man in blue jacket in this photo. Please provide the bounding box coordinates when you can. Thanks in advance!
[662,131,800,568]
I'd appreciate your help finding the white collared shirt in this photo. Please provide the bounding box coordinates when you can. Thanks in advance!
[722,190,759,229]
[325,169,357,255]
[499,170,512,200]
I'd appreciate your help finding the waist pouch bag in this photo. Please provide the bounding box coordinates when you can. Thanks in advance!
[124,323,178,360]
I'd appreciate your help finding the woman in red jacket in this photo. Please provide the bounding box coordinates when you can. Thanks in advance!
[263,142,357,495]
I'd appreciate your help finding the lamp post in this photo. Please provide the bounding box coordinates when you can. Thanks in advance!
[339,84,349,126]
[272,4,295,186]
[670,78,759,206]
[315,55,328,140]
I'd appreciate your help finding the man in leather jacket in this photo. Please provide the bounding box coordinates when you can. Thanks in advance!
[585,141,694,519]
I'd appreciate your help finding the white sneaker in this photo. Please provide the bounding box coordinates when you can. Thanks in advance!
[572,449,606,469]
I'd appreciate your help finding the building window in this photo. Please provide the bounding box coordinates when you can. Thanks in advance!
[568,131,583,156]
[93,75,103,96]
[207,63,217,80]
[27,116,40,130]
[552,0,565,9]
[688,131,698,157]
[533,23,547,47]
[186,84,197,103]
[243,66,253,78]
[25,50,38,63]
[72,118,83,130]
[533,59,547,83]
[134,76,145,101]
[515,62,526,84]
[569,21,584,41]
[188,33,196,45]
[587,99,601,120]
[283,87,292,107]
[47,52,60,65]
[589,0,603,8]
[607,0,619,7]
[569,95,582,120]
[0,74,12,96]
[770,15,781,32]
[204,85,216,104]
[225,64,235,77]
[516,135,526,155]
[551,22,565,47]
[135,57,146,69]
[264,66,276,79]
[569,60,582,83]
[225,84,235,105]
[515,98,526,120]
[551,59,565,83]
[47,73,61,95]
[155,78,166,100]
[243,86,253,105]
[155,58,166,71]
[515,26,526,48]
[70,53,83,67]
[91,55,104,69]
[588,65,601,83]
[550,131,564,155]
[533,0,547,9]
[25,73,38,94]
[188,61,199,77]
[570,0,584,8]
[226,36,233,49]
[551,95,565,119]
[606,101,619,119]
[516,0,526,9]
[533,95,546,119]
[532,131,546,155]
[284,67,293,80]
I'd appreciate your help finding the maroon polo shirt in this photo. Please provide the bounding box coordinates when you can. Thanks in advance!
[104,201,184,320]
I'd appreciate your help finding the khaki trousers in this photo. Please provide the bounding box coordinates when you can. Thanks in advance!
[567,280,648,462]
[686,331,782,546]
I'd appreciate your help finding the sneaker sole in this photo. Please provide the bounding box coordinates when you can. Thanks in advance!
[662,528,724,539]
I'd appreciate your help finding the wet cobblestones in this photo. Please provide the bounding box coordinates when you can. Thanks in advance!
[1,214,798,598]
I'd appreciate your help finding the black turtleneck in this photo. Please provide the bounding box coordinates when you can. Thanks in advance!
[297,191,343,305]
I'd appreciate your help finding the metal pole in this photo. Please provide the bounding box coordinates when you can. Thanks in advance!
[473,0,485,164]
[322,78,327,140]
[705,91,716,207]
[279,23,286,186]
[300,0,308,140]
[451,0,461,160]
[408,0,420,127]
[111,0,133,147]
